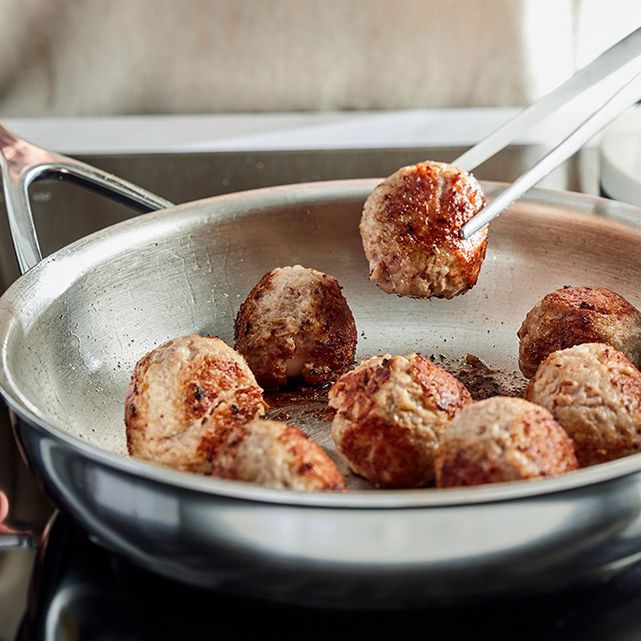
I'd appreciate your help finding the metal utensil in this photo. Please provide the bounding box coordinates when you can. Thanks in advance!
[455,26,641,173]
[3,125,641,606]
[458,27,641,238]
[0,123,173,273]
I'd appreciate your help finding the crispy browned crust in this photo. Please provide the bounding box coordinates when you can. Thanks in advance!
[410,355,474,415]
[360,161,488,299]
[337,416,431,488]
[435,397,578,488]
[526,343,641,466]
[329,354,472,488]
[234,266,357,389]
[181,356,266,430]
[125,335,266,473]
[518,286,641,378]
[208,419,346,492]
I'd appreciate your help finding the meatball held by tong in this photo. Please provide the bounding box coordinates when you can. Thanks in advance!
[435,397,578,488]
[518,286,641,378]
[360,161,488,299]
[234,265,357,389]
[125,334,266,473]
[329,353,472,488]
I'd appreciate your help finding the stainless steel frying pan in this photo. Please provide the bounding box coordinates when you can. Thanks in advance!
[3,126,641,608]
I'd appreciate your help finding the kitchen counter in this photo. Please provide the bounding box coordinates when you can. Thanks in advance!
[4,107,607,154]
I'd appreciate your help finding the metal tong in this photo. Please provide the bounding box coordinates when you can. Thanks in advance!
[459,27,641,239]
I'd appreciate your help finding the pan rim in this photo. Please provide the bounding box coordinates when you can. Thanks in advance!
[3,178,641,509]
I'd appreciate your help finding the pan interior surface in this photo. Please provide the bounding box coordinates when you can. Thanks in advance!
[4,180,641,500]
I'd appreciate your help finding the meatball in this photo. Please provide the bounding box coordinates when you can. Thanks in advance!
[435,397,578,488]
[526,343,641,466]
[360,160,488,299]
[209,419,346,492]
[125,334,266,473]
[234,265,357,389]
[329,353,472,488]
[518,286,641,378]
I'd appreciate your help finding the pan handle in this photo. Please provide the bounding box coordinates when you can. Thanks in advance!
[0,490,39,549]
[0,122,174,275]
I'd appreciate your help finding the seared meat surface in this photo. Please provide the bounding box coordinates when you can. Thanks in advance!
[360,161,487,298]
[526,343,641,466]
[435,396,578,487]
[234,265,357,389]
[125,334,266,473]
[209,419,346,492]
[329,353,471,488]
[518,286,641,378]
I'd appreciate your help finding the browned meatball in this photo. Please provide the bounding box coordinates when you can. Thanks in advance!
[435,397,578,488]
[518,286,641,378]
[526,343,641,466]
[360,161,488,299]
[125,334,266,473]
[329,354,472,488]
[209,419,346,492]
[234,265,357,389]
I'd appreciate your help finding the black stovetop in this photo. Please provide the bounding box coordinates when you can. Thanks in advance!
[17,512,641,641]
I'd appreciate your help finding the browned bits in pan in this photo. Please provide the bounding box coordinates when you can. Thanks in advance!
[234,265,357,389]
[360,161,487,299]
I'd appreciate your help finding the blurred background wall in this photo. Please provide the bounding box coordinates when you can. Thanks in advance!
[0,0,640,116]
